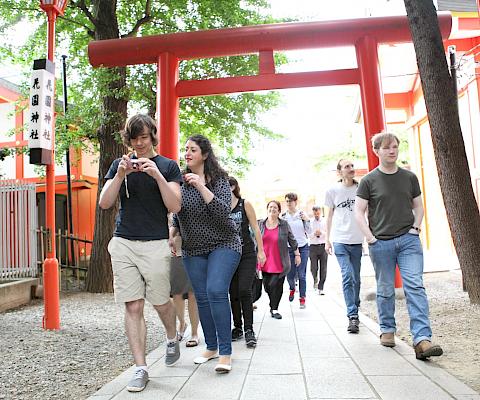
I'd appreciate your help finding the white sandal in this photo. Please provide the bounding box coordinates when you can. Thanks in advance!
[193,353,218,364]
[214,363,232,373]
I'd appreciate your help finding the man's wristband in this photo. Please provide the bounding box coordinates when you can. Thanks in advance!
[411,226,421,233]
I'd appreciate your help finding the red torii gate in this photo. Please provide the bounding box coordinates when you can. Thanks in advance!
[88,13,452,169]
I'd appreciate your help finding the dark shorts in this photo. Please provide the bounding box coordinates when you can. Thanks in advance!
[170,256,193,295]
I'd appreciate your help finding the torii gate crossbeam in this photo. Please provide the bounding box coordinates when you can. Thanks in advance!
[88,13,452,169]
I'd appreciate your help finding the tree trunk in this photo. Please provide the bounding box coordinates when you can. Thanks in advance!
[86,0,128,292]
[404,0,480,303]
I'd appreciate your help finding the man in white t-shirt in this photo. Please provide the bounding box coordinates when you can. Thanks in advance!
[325,159,364,334]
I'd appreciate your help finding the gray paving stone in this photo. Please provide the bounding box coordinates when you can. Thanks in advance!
[295,319,333,335]
[303,357,375,399]
[232,339,257,360]
[253,310,266,324]
[334,329,380,345]
[258,326,297,345]
[391,338,416,355]
[145,346,164,362]
[249,344,302,374]
[340,343,397,357]
[148,357,198,377]
[94,367,135,396]
[298,334,348,358]
[325,316,354,329]
[175,359,249,400]
[403,355,478,396]
[259,322,295,335]
[368,375,454,400]
[261,313,295,326]
[320,299,343,309]
[89,290,480,400]
[147,340,200,365]
[240,374,307,400]
[290,307,324,320]
[353,351,422,376]
[112,377,187,399]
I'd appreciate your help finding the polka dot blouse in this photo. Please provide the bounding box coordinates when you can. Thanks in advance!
[174,176,242,257]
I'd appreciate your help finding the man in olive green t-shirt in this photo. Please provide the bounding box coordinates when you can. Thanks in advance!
[354,132,443,361]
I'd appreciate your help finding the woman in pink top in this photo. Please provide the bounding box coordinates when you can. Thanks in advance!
[258,200,299,319]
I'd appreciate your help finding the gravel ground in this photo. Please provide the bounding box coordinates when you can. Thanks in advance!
[1,270,479,399]
[358,270,480,393]
[0,293,166,400]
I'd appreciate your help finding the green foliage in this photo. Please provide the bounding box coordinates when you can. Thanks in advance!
[314,150,367,172]
[0,0,287,175]
[0,147,11,161]
[313,127,412,172]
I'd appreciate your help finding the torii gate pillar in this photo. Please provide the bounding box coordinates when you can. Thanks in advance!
[157,52,179,161]
[355,35,386,169]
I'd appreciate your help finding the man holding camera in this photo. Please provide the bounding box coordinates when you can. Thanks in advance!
[99,114,183,392]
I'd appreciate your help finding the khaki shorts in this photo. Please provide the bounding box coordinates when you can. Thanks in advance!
[108,237,171,305]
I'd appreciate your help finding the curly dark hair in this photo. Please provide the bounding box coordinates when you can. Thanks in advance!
[185,135,228,184]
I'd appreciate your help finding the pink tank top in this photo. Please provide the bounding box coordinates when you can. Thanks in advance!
[261,226,283,274]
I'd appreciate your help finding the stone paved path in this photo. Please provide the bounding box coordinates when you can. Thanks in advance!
[87,279,479,400]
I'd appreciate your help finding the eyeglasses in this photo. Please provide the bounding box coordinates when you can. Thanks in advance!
[285,199,295,203]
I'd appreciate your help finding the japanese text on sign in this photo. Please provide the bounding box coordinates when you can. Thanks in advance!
[28,66,54,151]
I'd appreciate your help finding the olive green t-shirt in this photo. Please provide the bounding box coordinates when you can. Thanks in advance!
[356,167,421,240]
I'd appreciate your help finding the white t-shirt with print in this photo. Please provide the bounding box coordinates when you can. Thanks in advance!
[324,182,364,244]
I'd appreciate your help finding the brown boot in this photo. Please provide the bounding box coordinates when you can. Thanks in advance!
[414,340,443,360]
[380,333,395,347]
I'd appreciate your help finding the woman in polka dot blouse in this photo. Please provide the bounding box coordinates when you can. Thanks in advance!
[171,135,241,374]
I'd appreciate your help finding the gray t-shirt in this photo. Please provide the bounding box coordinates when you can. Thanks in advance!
[324,182,364,244]
[356,167,421,240]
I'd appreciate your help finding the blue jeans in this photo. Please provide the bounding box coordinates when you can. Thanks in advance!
[183,248,240,355]
[287,245,309,298]
[333,243,362,318]
[368,233,432,346]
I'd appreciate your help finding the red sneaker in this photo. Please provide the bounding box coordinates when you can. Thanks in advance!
[299,297,306,309]
[288,289,295,302]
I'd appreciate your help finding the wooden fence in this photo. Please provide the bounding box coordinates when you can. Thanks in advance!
[37,228,92,289]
